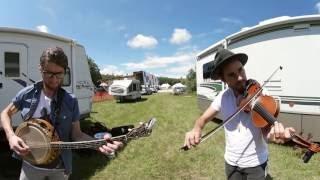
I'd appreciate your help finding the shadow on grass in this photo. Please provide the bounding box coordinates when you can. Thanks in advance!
[116,97,148,104]
[0,141,22,180]
[0,144,114,180]
[70,119,131,179]
[266,174,273,180]
[70,149,112,180]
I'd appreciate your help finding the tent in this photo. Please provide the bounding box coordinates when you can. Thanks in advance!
[160,83,171,89]
[172,83,186,88]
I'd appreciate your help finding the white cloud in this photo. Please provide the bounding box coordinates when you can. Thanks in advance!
[170,28,192,45]
[167,63,194,74]
[156,73,185,79]
[122,52,197,70]
[100,65,126,75]
[177,45,198,52]
[220,17,243,25]
[36,25,49,33]
[127,34,158,49]
[315,2,320,13]
[156,64,195,78]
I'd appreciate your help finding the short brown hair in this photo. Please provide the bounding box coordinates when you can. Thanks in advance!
[40,47,68,70]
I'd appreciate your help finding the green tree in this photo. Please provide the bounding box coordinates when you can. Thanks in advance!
[185,68,196,93]
[158,77,182,85]
[87,56,102,86]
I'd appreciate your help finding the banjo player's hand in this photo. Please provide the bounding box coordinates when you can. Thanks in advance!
[8,135,30,156]
[98,133,123,156]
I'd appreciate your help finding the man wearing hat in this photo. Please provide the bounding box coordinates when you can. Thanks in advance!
[183,48,294,180]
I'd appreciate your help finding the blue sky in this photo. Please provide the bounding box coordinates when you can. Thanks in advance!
[1,0,320,78]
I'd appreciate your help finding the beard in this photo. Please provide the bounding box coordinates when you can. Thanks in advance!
[43,80,61,92]
[232,80,247,95]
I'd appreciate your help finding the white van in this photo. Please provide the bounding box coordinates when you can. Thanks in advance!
[0,27,94,128]
[109,79,141,102]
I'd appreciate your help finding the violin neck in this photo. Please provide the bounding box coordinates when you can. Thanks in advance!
[252,103,277,125]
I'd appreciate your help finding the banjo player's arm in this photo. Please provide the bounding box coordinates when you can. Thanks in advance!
[1,103,19,141]
[1,103,29,155]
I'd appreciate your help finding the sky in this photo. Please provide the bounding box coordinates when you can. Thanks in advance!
[1,0,320,78]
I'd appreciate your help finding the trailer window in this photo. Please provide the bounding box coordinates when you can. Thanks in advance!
[203,61,214,79]
[62,67,71,86]
[129,83,133,92]
[4,52,20,77]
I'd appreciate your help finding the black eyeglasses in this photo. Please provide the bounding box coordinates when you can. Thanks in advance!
[42,71,65,79]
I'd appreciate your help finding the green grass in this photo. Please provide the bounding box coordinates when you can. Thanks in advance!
[71,93,320,180]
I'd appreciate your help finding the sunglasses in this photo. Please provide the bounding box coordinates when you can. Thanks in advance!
[42,71,65,79]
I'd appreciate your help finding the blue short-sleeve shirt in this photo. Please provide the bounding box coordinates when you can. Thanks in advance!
[12,81,80,174]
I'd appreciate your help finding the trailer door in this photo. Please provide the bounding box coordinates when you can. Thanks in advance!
[0,43,28,127]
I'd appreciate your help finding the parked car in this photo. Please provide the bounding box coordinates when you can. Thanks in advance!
[173,87,185,95]
[141,85,152,95]
[150,87,158,93]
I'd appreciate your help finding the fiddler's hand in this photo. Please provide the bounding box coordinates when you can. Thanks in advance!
[8,135,30,156]
[184,128,202,149]
[267,121,295,144]
[98,133,123,157]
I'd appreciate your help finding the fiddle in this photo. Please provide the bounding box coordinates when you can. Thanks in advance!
[239,79,320,163]
[239,79,280,128]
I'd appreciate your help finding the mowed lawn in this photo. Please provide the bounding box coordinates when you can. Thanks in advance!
[71,93,320,180]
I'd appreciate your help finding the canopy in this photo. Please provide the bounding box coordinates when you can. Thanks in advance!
[172,83,186,88]
[160,83,171,89]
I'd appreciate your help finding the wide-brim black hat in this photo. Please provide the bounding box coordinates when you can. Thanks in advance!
[211,48,248,80]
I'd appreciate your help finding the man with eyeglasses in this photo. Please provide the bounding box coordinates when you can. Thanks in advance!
[1,47,123,180]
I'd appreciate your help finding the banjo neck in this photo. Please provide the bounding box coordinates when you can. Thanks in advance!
[49,135,129,150]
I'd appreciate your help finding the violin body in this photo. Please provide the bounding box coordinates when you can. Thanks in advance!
[240,79,320,163]
[240,79,280,127]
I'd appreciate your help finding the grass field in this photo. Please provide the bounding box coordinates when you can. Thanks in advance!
[70,93,320,180]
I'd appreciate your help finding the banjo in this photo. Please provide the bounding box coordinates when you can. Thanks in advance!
[15,117,156,165]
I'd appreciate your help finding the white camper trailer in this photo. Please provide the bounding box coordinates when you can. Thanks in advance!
[0,27,94,128]
[109,79,141,102]
[196,15,320,141]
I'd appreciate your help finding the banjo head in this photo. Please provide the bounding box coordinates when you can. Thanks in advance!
[15,119,60,165]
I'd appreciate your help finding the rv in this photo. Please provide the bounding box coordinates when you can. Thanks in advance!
[133,71,159,94]
[196,15,320,141]
[109,79,141,102]
[0,27,94,129]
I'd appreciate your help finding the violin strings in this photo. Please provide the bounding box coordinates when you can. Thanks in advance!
[253,103,277,124]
